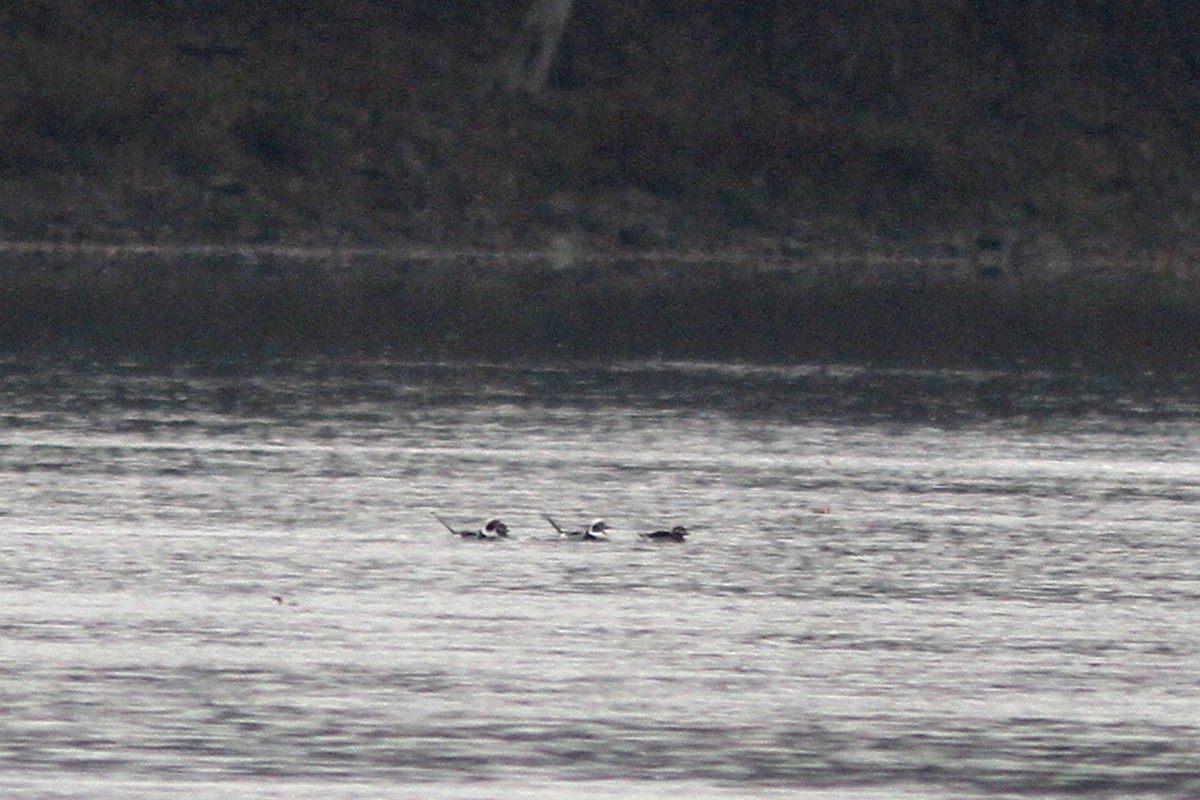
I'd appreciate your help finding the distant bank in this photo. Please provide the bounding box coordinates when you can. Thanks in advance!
[2,240,1198,372]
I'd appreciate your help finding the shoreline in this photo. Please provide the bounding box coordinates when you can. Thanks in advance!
[2,240,1198,372]
[2,237,1196,282]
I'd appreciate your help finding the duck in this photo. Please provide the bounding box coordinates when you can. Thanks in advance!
[433,512,509,540]
[540,512,610,541]
[640,525,688,543]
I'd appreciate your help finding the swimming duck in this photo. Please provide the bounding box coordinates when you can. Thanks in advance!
[640,525,688,543]
[433,512,509,540]
[540,512,610,541]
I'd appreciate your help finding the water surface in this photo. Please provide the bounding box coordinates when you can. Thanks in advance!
[2,359,1199,798]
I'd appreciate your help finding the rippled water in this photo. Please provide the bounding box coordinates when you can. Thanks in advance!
[2,359,1200,798]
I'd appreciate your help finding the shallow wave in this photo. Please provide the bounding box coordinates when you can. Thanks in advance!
[1,359,1199,797]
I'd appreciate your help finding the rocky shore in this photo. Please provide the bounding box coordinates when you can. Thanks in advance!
[2,239,1197,372]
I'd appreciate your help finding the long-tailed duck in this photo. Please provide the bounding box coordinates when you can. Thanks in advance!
[433,512,509,540]
[540,512,610,541]
[640,525,688,543]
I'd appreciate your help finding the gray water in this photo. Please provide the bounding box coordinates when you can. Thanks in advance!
[2,359,1199,799]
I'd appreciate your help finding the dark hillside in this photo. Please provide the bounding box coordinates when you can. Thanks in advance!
[3,0,1200,253]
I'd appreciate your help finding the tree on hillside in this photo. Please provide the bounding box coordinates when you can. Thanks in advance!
[499,0,574,92]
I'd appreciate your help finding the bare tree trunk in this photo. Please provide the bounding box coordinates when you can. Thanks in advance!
[499,0,574,93]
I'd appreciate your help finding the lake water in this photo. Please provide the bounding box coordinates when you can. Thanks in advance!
[2,358,1199,799]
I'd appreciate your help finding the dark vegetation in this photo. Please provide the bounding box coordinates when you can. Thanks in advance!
[3,1,1200,367]
[4,0,1200,248]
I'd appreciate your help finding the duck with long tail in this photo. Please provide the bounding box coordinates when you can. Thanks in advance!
[540,512,610,541]
[433,512,509,540]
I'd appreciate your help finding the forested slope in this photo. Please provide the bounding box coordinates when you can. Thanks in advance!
[2,0,1199,254]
